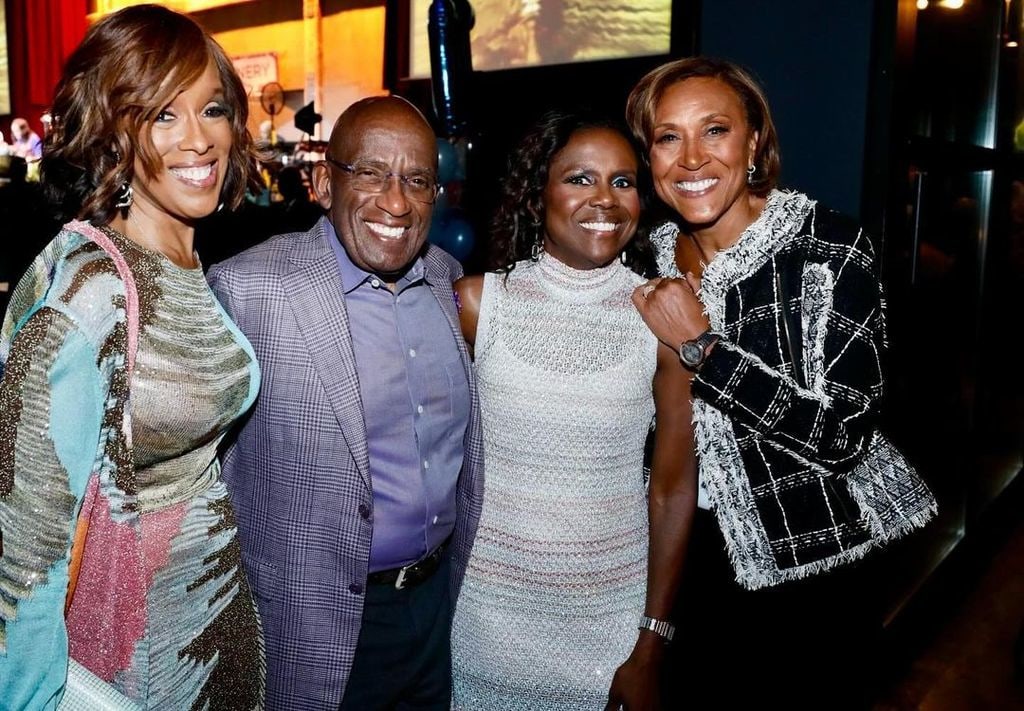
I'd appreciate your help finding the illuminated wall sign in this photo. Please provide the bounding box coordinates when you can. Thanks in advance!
[95,0,255,14]
[231,52,279,95]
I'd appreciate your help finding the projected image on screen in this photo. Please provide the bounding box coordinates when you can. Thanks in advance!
[0,0,9,115]
[409,0,672,79]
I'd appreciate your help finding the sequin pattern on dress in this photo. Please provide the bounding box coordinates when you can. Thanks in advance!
[0,224,264,709]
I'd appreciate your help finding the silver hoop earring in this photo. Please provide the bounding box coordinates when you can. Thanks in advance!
[530,215,544,261]
[114,183,133,209]
[746,164,756,185]
[531,239,543,261]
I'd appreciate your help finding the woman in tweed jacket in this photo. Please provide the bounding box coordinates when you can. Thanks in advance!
[625,57,935,707]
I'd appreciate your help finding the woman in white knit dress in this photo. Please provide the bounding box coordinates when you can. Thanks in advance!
[451,111,697,710]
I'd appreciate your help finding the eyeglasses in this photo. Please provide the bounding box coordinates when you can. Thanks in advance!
[324,156,439,204]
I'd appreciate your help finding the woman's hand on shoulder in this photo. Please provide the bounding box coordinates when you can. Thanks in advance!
[453,274,483,350]
[632,275,710,350]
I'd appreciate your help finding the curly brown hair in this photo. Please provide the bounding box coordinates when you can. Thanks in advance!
[626,56,780,198]
[41,4,262,225]
[490,110,652,275]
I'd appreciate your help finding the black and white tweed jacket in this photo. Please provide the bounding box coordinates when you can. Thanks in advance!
[653,190,935,590]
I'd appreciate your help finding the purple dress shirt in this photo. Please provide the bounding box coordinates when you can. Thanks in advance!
[12,132,42,160]
[328,229,470,572]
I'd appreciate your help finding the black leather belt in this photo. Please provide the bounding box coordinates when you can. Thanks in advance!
[367,540,448,590]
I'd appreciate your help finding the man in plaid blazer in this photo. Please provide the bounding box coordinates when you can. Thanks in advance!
[208,97,484,710]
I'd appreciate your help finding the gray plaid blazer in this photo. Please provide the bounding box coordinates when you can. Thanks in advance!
[208,217,484,710]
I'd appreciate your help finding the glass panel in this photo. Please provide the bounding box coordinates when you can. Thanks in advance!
[970,162,1024,512]
[877,167,993,621]
[978,0,1024,507]
[910,1,1001,148]
[1013,0,1024,153]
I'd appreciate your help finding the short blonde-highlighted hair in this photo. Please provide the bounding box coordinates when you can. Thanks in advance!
[626,56,780,197]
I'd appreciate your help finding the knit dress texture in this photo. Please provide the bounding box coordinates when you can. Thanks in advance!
[451,254,657,710]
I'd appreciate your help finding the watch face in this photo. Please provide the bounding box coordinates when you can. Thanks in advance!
[680,341,704,366]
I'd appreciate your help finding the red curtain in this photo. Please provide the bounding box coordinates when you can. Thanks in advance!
[7,0,88,135]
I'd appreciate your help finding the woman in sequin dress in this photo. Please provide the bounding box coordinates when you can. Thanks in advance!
[0,7,265,709]
[451,111,697,710]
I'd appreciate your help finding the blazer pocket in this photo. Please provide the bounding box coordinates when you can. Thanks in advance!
[244,557,280,604]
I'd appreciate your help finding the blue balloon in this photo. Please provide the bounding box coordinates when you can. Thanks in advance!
[432,184,451,218]
[428,186,452,239]
[451,138,468,181]
[437,138,459,185]
[434,212,475,261]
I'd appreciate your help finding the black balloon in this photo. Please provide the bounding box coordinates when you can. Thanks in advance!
[428,0,475,138]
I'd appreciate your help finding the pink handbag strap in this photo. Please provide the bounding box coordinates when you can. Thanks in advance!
[66,220,140,373]
[62,220,141,616]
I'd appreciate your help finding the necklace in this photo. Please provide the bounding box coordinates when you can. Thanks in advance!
[683,231,713,274]
[126,209,149,247]
[126,209,197,269]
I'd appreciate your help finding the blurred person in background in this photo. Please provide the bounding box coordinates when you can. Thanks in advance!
[9,117,42,161]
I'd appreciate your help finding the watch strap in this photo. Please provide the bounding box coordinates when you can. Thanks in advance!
[638,614,676,642]
[692,329,718,351]
[679,329,719,369]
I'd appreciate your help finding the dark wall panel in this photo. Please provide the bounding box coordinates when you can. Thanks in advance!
[700,0,874,219]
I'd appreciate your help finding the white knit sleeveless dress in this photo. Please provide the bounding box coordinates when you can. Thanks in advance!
[451,254,657,710]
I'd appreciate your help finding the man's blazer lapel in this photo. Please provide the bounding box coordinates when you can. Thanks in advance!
[282,219,371,491]
[424,249,473,384]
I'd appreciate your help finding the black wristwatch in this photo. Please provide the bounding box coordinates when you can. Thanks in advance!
[679,329,719,369]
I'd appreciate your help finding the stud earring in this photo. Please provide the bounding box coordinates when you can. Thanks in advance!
[114,183,133,209]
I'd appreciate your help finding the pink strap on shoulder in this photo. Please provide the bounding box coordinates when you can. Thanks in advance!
[66,220,140,373]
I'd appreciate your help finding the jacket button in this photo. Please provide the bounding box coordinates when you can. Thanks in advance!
[358,504,370,519]
[349,583,363,595]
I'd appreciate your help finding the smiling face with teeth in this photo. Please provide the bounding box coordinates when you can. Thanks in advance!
[313,97,437,282]
[540,127,641,271]
[128,60,232,235]
[649,77,764,249]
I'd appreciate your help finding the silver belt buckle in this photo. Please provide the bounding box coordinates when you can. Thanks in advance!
[394,565,410,590]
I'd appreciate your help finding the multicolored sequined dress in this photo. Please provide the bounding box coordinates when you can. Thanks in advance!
[451,255,657,710]
[0,223,264,709]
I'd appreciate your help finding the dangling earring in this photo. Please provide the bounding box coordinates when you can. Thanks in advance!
[114,182,133,209]
[746,164,756,186]
[530,215,543,261]
[619,249,629,266]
